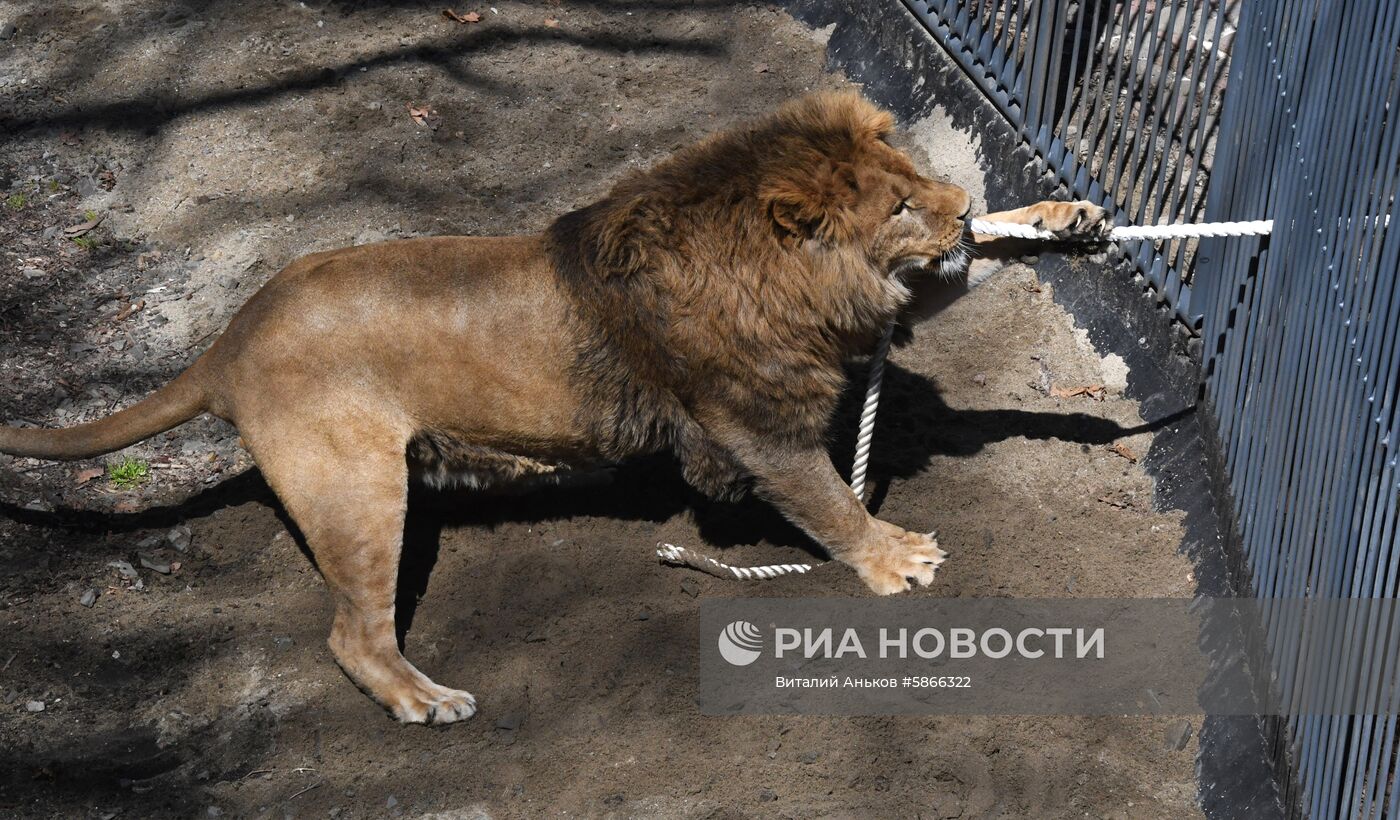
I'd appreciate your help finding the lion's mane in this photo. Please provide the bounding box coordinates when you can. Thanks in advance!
[546,92,905,498]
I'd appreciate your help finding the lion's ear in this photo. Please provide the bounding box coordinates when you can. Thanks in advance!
[591,193,669,277]
[764,184,825,239]
[761,160,857,242]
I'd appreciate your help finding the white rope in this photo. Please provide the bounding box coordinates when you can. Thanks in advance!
[656,542,814,580]
[658,214,1273,581]
[968,218,1273,241]
[849,322,894,500]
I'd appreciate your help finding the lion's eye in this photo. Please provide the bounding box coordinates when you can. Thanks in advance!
[892,200,908,217]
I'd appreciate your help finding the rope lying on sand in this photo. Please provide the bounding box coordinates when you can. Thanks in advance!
[658,217,1273,580]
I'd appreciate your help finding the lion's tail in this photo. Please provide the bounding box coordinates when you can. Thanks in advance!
[0,366,208,460]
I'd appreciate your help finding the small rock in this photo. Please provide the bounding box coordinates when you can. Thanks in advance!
[385,796,398,809]
[603,794,624,807]
[25,700,45,713]
[494,712,524,731]
[366,101,383,111]
[759,788,777,802]
[1164,718,1193,751]
[139,553,171,574]
[167,524,192,552]
[21,266,44,279]
[972,373,987,386]
[75,177,98,196]
[797,751,819,764]
[680,577,700,598]
[929,791,963,819]
[206,808,222,818]
[1020,254,1040,264]
[41,226,59,241]
[634,610,650,621]
[79,588,98,607]
[0,22,15,40]
[108,560,139,580]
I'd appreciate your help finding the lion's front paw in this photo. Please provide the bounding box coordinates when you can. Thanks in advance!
[1030,200,1108,239]
[847,524,947,595]
[388,682,478,725]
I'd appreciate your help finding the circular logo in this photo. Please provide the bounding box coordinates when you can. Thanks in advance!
[718,620,764,666]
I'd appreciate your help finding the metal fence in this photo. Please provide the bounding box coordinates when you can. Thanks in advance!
[904,0,1400,817]
[902,0,1239,324]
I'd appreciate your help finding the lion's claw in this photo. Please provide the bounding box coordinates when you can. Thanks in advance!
[848,524,948,595]
[1041,200,1109,239]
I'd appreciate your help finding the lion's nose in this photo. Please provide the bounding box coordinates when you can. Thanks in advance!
[932,182,971,219]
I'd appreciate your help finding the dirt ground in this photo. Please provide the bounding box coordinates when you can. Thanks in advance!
[1,1,1202,817]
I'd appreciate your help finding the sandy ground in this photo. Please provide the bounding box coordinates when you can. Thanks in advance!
[1,2,1201,817]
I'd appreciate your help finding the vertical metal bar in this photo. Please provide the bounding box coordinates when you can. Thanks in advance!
[906,1,1400,811]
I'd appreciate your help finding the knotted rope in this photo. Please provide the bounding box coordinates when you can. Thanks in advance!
[658,217,1273,580]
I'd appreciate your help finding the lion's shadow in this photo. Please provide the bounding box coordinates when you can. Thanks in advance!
[392,361,1190,638]
[0,361,1189,645]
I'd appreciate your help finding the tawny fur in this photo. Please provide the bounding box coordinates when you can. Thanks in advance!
[0,92,1105,724]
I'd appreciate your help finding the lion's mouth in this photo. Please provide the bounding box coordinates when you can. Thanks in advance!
[890,239,971,282]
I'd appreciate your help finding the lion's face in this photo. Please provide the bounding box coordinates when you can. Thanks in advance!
[758,104,972,285]
[849,141,972,280]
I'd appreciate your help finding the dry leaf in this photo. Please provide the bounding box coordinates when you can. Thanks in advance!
[443,8,481,23]
[74,467,105,485]
[407,104,441,130]
[1020,280,1042,293]
[543,16,560,27]
[1108,442,1138,463]
[1049,383,1106,401]
[113,299,145,322]
[98,169,117,191]
[136,250,162,271]
[63,214,103,238]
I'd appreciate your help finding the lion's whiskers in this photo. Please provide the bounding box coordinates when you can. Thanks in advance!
[936,238,972,280]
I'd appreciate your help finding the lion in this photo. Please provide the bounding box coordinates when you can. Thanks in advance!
[0,92,1105,723]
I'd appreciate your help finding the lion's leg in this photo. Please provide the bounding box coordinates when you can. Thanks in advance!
[244,416,476,725]
[973,200,1107,239]
[968,201,1108,268]
[723,441,946,595]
